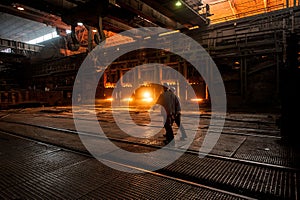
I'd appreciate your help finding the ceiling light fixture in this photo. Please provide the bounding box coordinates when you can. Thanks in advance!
[175,0,182,7]
[159,30,180,36]
[189,26,199,30]
[17,6,24,11]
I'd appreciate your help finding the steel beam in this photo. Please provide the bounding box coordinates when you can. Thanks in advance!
[116,0,183,29]
[104,17,134,31]
[0,4,70,31]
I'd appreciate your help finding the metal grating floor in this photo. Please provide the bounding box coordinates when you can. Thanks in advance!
[161,153,299,199]
[0,132,249,200]
[233,136,299,167]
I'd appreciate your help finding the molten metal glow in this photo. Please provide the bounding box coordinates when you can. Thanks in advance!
[142,92,153,102]
[143,92,151,98]
[123,98,133,102]
[191,98,203,102]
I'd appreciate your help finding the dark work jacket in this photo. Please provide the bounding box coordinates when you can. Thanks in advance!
[156,90,178,116]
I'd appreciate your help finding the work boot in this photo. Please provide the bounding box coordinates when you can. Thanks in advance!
[163,139,175,146]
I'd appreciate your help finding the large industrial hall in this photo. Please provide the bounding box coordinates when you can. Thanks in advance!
[0,0,299,199]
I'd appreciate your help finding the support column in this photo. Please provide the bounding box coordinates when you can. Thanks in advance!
[275,31,280,97]
[240,57,247,101]
[183,61,188,101]
[279,33,300,145]
[87,25,93,52]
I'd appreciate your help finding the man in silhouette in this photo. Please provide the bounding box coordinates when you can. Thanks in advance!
[156,83,177,145]
[169,87,187,140]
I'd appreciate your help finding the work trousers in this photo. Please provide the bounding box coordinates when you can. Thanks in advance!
[163,114,174,142]
[174,114,187,138]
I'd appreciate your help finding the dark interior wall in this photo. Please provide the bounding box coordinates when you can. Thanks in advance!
[247,67,277,105]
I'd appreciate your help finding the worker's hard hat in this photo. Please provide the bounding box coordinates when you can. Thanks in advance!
[162,83,169,89]
[170,87,176,93]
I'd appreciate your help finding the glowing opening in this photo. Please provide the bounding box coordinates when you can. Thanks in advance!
[142,97,153,102]
[123,98,133,102]
[142,92,153,102]
[191,98,203,102]
[143,92,151,98]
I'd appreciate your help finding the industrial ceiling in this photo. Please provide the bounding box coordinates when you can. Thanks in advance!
[0,0,292,44]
